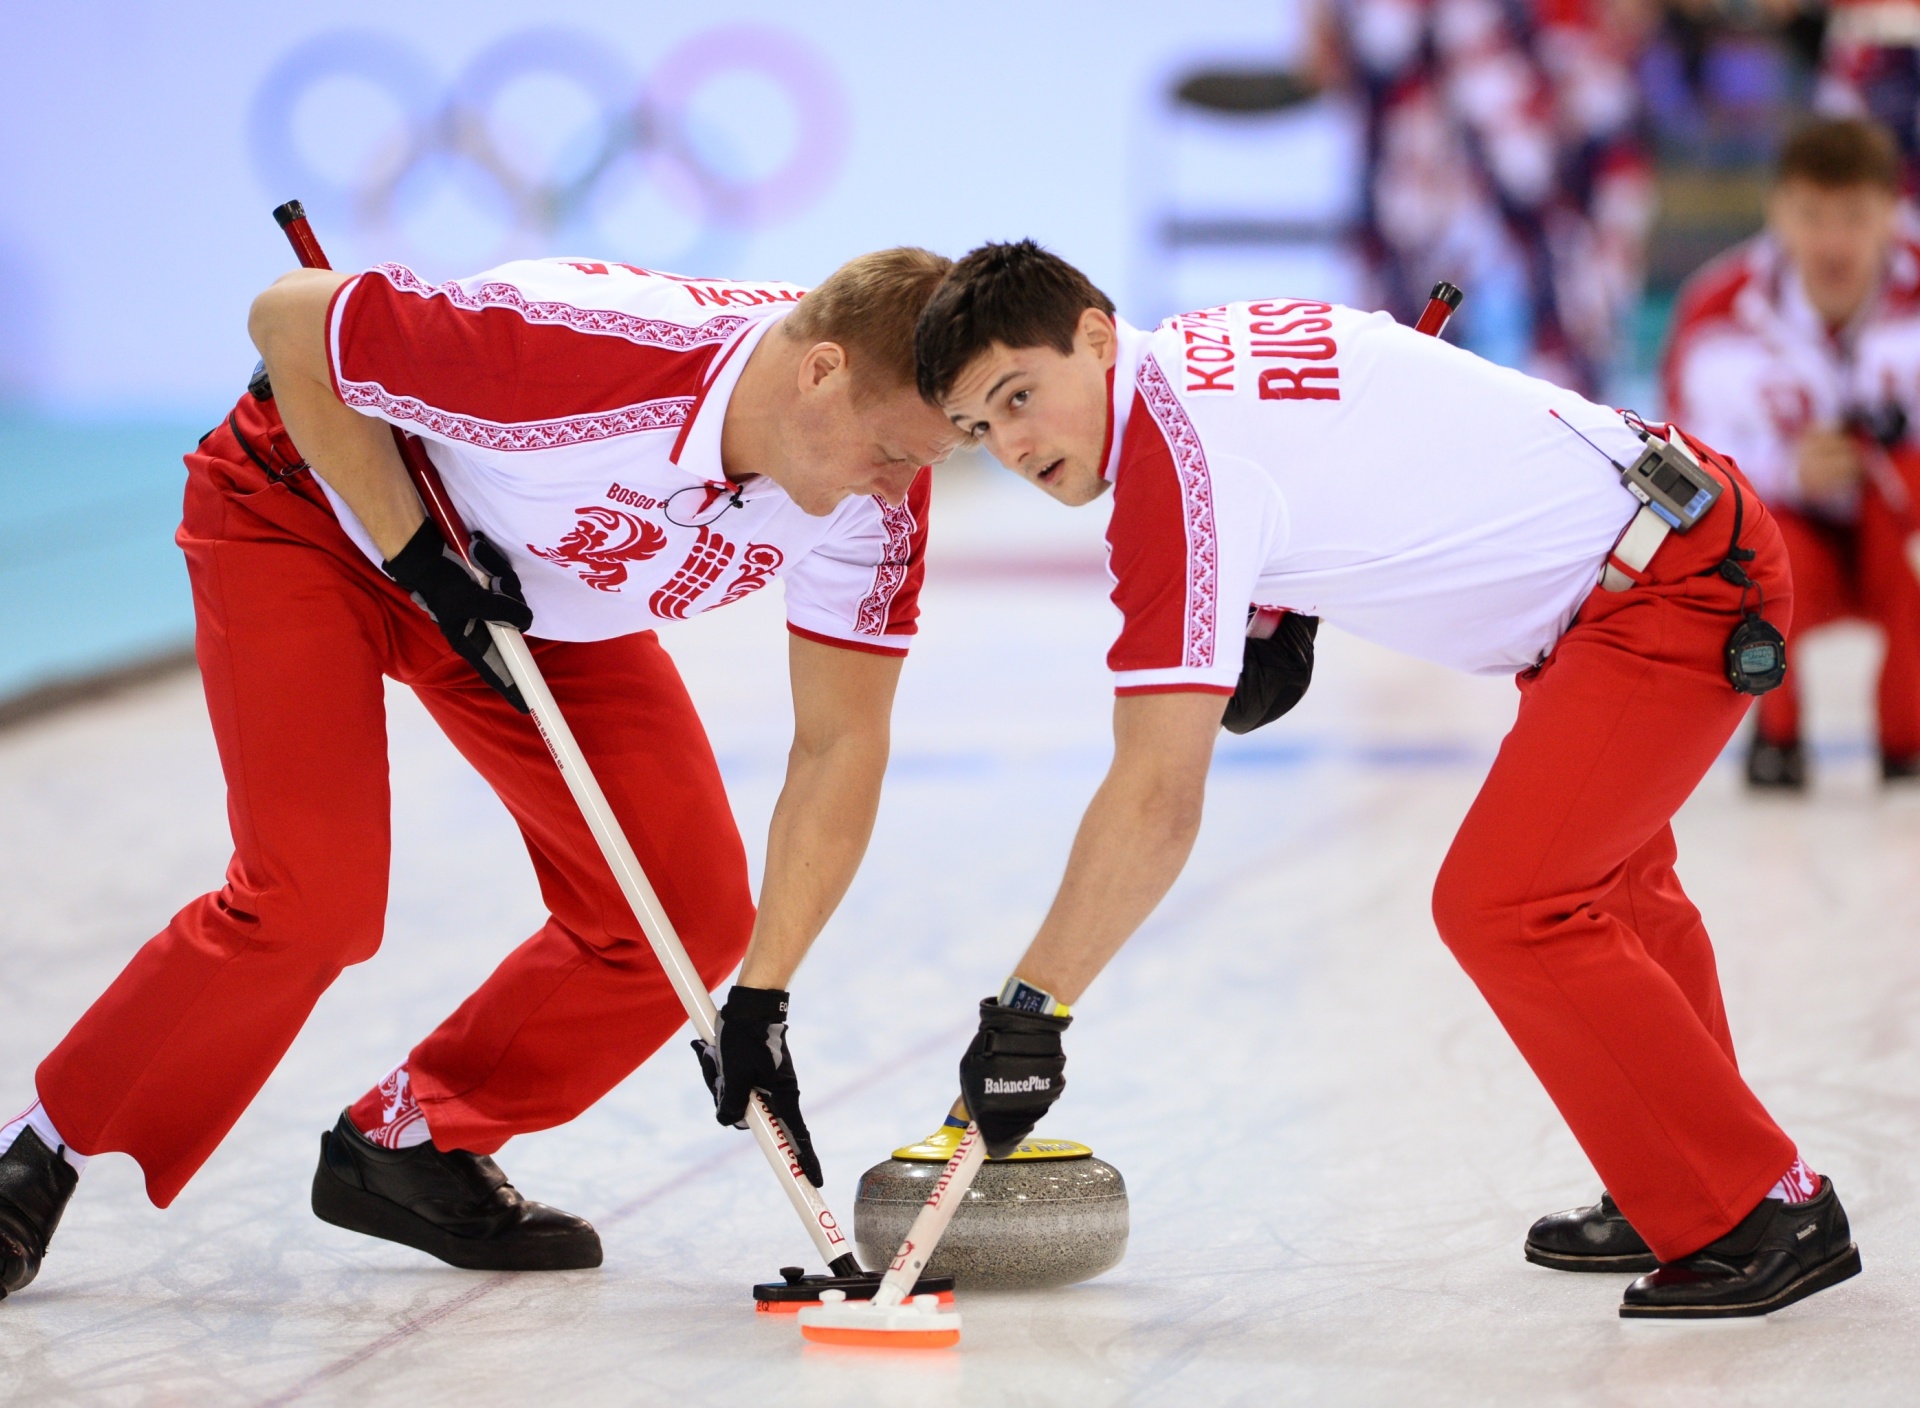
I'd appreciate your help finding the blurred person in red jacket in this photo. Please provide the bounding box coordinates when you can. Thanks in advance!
[1665,115,1920,788]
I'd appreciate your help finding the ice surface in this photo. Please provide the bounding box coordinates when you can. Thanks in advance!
[2,465,1917,1406]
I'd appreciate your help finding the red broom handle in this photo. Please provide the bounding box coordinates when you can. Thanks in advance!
[1414,279,1464,338]
[271,200,475,564]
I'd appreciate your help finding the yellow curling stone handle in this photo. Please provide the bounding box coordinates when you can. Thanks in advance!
[891,1098,1092,1162]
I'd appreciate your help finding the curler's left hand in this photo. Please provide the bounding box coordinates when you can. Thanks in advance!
[383,524,532,711]
[693,985,822,1186]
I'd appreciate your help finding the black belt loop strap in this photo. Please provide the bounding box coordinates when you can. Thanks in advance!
[1721,471,1748,576]
[1689,460,1788,694]
[1697,469,1758,602]
[227,410,310,485]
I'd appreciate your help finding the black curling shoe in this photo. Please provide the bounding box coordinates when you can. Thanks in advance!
[0,1129,80,1301]
[1524,1191,1658,1273]
[311,1113,602,1272]
[1746,737,1806,792]
[1620,1177,1860,1319]
[1881,751,1920,784]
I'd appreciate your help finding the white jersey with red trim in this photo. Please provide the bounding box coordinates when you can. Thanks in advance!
[1662,233,1920,522]
[320,259,928,653]
[1100,304,1643,692]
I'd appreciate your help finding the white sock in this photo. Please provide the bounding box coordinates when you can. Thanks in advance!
[1767,1154,1820,1204]
[0,1100,89,1174]
[348,1064,434,1150]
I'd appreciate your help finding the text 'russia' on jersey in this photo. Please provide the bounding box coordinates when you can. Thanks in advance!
[1100,300,1643,692]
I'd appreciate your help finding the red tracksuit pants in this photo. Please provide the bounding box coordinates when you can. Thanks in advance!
[35,394,753,1208]
[1432,452,1799,1263]
[1754,468,1920,759]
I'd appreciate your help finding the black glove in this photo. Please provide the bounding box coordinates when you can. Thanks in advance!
[959,998,1070,1159]
[1844,400,1908,450]
[1222,611,1318,735]
[692,985,823,1187]
[383,520,533,712]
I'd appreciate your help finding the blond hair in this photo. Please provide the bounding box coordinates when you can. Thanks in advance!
[785,247,954,398]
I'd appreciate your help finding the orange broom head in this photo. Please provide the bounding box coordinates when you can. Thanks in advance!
[795,1291,962,1350]
[799,1323,961,1349]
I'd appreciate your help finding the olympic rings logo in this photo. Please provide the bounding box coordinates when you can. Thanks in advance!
[250,25,848,274]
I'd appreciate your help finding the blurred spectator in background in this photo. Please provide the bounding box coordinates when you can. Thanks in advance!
[1621,1,1823,392]
[1664,117,1920,790]
[1308,0,1658,394]
[1819,0,1920,187]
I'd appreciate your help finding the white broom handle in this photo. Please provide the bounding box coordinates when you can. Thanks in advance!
[486,620,858,1272]
[873,1122,987,1307]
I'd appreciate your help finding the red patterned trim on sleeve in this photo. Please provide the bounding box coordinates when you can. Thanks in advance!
[373,263,749,349]
[1106,392,1193,673]
[332,262,732,438]
[1114,683,1236,696]
[335,380,694,451]
[1134,352,1219,669]
[853,470,930,637]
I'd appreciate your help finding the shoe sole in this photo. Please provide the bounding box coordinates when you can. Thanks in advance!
[1524,1242,1659,1274]
[1,1221,39,1298]
[1618,1243,1862,1320]
[311,1145,602,1273]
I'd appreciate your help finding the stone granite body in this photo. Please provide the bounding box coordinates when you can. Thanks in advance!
[853,1156,1129,1288]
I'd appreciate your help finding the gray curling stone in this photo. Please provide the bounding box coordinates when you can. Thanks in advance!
[853,1127,1128,1288]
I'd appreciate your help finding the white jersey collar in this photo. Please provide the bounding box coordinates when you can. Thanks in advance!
[668,311,786,494]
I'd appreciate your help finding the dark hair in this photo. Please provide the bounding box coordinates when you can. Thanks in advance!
[785,246,954,396]
[1777,118,1901,192]
[914,240,1116,402]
